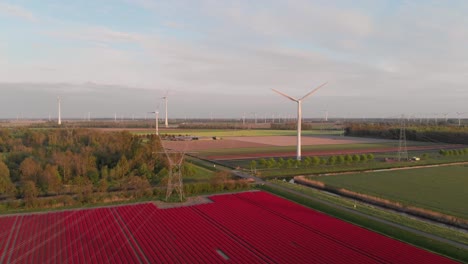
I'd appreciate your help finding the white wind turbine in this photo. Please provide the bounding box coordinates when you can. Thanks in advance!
[456,112,465,127]
[148,103,161,135]
[162,92,169,128]
[272,82,327,160]
[148,111,159,135]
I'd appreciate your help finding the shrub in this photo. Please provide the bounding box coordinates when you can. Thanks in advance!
[311,156,320,166]
[344,154,353,163]
[337,155,345,164]
[360,154,368,162]
[277,158,285,168]
[267,158,277,168]
[352,154,361,162]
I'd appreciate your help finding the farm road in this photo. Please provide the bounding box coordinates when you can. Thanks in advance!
[231,170,468,251]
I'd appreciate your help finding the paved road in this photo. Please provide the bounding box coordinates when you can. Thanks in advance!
[231,170,468,251]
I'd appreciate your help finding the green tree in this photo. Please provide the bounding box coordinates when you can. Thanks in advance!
[267,158,277,168]
[311,156,320,166]
[337,155,345,164]
[360,154,368,162]
[366,154,374,161]
[303,157,312,167]
[115,155,130,179]
[100,165,109,180]
[97,178,108,192]
[294,159,301,168]
[0,160,16,197]
[39,164,62,195]
[345,154,353,163]
[352,154,361,162]
[250,160,257,173]
[21,180,39,207]
[277,158,285,168]
[327,156,337,165]
[19,157,41,183]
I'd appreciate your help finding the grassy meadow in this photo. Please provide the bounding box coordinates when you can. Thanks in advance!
[309,165,468,219]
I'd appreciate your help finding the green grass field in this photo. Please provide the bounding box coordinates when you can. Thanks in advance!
[184,163,215,183]
[136,129,343,137]
[309,165,468,219]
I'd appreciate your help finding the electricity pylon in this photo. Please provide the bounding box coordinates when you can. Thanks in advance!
[397,115,408,161]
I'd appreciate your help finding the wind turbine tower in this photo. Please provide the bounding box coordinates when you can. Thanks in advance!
[457,112,465,126]
[148,111,159,135]
[272,82,327,160]
[57,96,62,125]
[162,96,169,128]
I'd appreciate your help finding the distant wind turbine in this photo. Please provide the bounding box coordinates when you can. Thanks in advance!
[162,93,169,128]
[148,111,159,135]
[457,112,465,127]
[151,101,161,135]
[272,82,327,160]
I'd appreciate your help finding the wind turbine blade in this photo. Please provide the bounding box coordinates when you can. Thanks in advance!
[271,89,298,102]
[300,82,327,101]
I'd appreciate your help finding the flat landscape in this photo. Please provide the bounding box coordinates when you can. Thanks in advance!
[101,128,343,137]
[308,165,468,219]
[0,191,455,263]
[164,135,454,160]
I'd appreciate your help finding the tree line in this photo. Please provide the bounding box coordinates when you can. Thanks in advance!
[250,154,375,171]
[345,123,468,144]
[0,128,167,205]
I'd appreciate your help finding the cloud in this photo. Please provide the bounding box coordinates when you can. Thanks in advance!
[44,26,143,46]
[0,2,36,22]
[2,1,468,117]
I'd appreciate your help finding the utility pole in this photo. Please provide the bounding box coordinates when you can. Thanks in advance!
[397,115,408,161]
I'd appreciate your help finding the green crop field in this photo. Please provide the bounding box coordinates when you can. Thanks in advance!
[309,165,468,219]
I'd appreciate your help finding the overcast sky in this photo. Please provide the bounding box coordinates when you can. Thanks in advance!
[1,0,468,119]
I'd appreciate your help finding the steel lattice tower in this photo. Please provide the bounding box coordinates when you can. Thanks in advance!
[397,115,408,161]
[163,151,186,202]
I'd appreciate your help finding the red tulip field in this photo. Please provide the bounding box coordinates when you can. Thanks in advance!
[0,191,455,263]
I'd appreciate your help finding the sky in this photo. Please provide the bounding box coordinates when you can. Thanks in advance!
[1,0,468,119]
